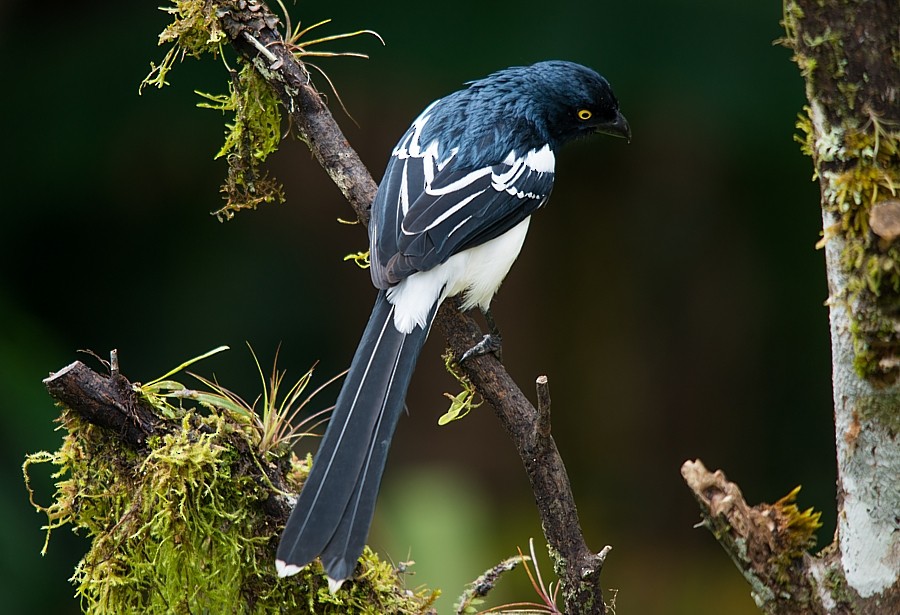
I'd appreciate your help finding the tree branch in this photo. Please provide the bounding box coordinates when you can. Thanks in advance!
[785,1,899,608]
[43,358,162,447]
[438,301,609,613]
[216,3,378,222]
[681,461,835,615]
[42,356,294,522]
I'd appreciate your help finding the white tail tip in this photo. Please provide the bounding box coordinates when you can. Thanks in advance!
[275,559,303,578]
[327,577,346,594]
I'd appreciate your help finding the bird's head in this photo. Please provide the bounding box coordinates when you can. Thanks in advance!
[421,61,629,168]
[525,60,630,147]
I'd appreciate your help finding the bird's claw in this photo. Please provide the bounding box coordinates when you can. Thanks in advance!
[459,334,503,364]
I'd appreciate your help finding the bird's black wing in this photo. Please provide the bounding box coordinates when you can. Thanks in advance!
[369,119,555,289]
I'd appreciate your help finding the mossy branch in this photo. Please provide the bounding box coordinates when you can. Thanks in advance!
[214,0,379,222]
[681,461,828,615]
[31,355,438,613]
[784,0,900,381]
[141,1,381,220]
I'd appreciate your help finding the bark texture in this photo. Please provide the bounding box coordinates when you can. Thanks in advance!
[43,361,162,447]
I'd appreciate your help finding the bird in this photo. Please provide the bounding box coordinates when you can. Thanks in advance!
[275,60,630,590]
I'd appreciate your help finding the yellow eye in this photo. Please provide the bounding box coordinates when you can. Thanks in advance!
[577,109,592,120]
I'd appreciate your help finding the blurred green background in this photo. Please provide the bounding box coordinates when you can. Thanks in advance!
[1,1,834,613]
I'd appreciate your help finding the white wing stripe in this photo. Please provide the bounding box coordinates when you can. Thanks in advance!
[491,157,525,185]
[425,165,492,196]
[447,215,473,238]
[399,131,554,203]
[437,147,459,172]
[395,102,438,158]
[399,158,410,215]
[492,162,528,191]
[421,141,437,186]
[401,190,487,235]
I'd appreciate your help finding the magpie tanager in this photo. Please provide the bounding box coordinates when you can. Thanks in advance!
[276,60,630,589]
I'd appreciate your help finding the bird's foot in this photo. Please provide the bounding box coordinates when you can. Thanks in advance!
[459,333,503,363]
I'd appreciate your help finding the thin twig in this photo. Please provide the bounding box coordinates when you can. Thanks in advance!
[534,375,552,440]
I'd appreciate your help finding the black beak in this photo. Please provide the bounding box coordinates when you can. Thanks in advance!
[596,111,631,143]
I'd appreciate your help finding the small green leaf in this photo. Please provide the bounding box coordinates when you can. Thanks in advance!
[439,351,482,426]
[438,391,472,425]
[142,346,230,389]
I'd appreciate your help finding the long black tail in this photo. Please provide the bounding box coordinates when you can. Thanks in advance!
[276,289,433,583]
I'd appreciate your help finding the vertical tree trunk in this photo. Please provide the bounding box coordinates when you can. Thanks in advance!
[763,0,900,611]
[785,0,900,608]
[684,2,898,613]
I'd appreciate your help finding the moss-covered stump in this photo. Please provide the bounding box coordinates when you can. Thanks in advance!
[25,360,438,614]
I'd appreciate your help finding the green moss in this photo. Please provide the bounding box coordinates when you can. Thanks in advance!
[771,486,822,586]
[27,411,277,613]
[140,3,383,223]
[141,1,285,220]
[776,487,822,555]
[825,114,900,378]
[141,0,226,91]
[197,63,286,221]
[786,0,900,380]
[24,397,437,613]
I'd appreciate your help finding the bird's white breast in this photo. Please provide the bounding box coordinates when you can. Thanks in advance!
[386,217,532,334]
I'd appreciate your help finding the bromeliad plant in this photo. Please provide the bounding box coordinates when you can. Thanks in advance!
[141,344,344,455]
